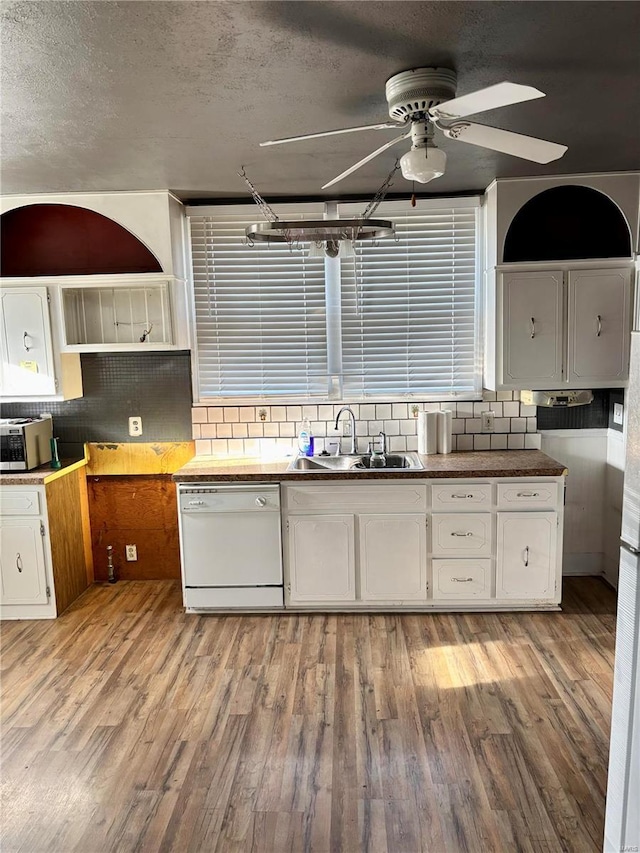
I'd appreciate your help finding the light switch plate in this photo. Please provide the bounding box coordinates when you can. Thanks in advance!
[614,402,624,425]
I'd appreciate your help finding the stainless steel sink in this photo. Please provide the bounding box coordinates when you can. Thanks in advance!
[287,452,423,472]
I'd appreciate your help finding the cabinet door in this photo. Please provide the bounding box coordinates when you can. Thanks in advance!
[0,288,56,396]
[567,268,631,383]
[0,518,48,605]
[496,512,557,600]
[359,514,426,601]
[287,515,355,602]
[501,271,563,386]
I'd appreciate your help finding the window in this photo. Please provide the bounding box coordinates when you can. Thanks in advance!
[188,197,481,402]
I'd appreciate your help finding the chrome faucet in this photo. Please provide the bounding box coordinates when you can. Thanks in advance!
[334,406,358,455]
[378,431,387,455]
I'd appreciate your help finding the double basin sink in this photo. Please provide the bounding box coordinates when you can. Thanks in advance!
[287,452,423,473]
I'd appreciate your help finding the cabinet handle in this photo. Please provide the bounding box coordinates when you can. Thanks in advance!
[517,491,539,498]
[596,315,602,337]
[530,317,536,339]
[452,577,474,583]
[523,546,530,567]
[451,494,474,499]
[16,553,23,573]
[451,531,473,537]
[23,332,32,352]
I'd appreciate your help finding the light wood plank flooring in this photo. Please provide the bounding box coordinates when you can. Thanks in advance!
[1,578,616,852]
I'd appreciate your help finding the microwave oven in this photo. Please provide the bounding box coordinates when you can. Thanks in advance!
[0,417,53,471]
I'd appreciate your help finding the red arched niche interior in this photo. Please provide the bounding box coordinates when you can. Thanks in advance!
[1,203,163,276]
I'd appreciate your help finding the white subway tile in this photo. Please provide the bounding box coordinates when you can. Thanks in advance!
[201,423,217,439]
[263,423,279,437]
[513,390,521,401]
[248,422,264,437]
[527,418,537,433]
[280,422,295,437]
[302,405,318,421]
[376,404,392,420]
[318,405,333,422]
[456,402,474,418]
[489,403,503,417]
[406,436,418,451]
[445,403,458,417]
[490,434,508,450]
[192,407,208,423]
[449,436,457,452]
[223,407,240,423]
[392,403,408,420]
[239,407,255,422]
[502,401,520,417]
[457,434,473,451]
[244,439,261,456]
[451,418,465,435]
[511,418,526,433]
[482,390,497,402]
[286,406,302,422]
[474,401,490,416]
[494,418,510,434]
[389,436,406,451]
[368,420,384,434]
[207,407,224,423]
[423,403,442,413]
[210,439,228,456]
[195,439,212,456]
[508,434,525,449]
[524,433,542,449]
[400,419,417,435]
[227,439,245,455]
[216,423,233,438]
[519,404,537,417]
[271,406,286,422]
[232,423,248,438]
[347,404,360,418]
[497,391,513,401]
[383,420,400,436]
[465,418,482,433]
[359,404,376,420]
[257,407,270,422]
[356,422,368,436]
[312,421,327,437]
[192,424,201,439]
[473,434,491,451]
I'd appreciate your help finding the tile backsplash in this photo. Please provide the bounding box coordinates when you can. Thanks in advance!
[192,390,540,457]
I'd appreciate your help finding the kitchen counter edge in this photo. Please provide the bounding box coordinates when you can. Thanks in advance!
[0,457,87,485]
[172,449,567,482]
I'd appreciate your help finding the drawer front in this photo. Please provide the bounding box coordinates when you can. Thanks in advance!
[283,484,427,514]
[431,513,492,557]
[497,482,559,510]
[0,489,41,516]
[432,559,492,599]
[431,483,492,511]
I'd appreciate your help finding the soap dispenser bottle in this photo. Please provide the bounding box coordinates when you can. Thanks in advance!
[298,418,314,457]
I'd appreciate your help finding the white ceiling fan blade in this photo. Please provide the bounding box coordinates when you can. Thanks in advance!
[441,122,567,164]
[431,82,545,119]
[321,131,411,189]
[260,122,401,147]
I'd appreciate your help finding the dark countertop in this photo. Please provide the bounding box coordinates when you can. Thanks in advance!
[0,458,87,485]
[172,449,567,482]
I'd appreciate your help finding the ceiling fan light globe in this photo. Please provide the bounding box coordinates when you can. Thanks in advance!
[400,146,447,183]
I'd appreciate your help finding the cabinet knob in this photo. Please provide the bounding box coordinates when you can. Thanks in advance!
[255,496,267,507]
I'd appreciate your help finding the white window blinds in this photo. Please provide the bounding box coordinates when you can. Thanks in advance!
[338,199,480,397]
[189,206,327,398]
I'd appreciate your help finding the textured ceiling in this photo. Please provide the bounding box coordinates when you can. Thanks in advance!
[1,1,639,201]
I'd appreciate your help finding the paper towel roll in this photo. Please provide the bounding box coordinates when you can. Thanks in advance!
[418,411,438,455]
[437,410,453,454]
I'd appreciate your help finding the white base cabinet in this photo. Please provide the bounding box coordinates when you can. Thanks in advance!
[0,517,49,605]
[282,476,564,611]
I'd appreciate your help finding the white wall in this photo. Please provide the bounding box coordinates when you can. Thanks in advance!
[605,429,626,588]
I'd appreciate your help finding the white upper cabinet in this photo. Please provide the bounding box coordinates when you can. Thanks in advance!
[0,287,82,401]
[501,270,564,387]
[567,268,631,383]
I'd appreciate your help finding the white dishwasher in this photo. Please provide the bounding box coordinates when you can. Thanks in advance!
[178,483,283,610]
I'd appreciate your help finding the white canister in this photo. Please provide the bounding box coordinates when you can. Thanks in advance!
[437,410,453,454]
[417,411,439,454]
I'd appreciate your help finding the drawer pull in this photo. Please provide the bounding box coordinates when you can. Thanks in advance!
[452,577,474,583]
[451,531,473,537]
[517,491,539,498]
[16,553,23,573]
[523,546,530,567]
[451,493,474,499]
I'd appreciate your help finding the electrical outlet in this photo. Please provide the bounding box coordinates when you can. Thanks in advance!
[128,416,142,437]
[125,544,137,561]
[481,411,495,433]
[614,402,624,425]
[342,421,352,437]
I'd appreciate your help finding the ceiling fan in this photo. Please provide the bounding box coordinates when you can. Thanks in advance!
[260,67,568,189]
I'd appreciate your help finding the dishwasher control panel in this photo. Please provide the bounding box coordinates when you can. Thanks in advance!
[179,484,280,513]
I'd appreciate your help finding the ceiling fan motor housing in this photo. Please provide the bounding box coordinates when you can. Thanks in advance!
[385,67,458,121]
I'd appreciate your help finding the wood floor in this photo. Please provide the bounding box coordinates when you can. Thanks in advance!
[1,578,616,853]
